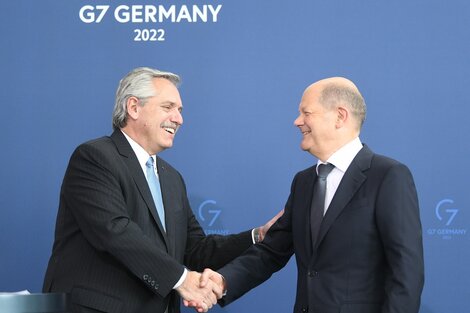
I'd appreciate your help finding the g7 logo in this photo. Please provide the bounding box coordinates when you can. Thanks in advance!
[79,5,110,23]
[198,200,221,227]
[435,199,458,226]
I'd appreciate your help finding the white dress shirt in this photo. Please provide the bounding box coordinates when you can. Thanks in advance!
[317,137,363,215]
[121,130,187,290]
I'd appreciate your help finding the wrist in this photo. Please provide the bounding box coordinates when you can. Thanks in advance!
[173,268,188,290]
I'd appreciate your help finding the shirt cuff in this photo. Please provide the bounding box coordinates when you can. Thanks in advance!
[251,228,260,244]
[173,268,188,289]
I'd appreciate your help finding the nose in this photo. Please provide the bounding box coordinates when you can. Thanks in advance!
[171,109,183,126]
[294,114,303,127]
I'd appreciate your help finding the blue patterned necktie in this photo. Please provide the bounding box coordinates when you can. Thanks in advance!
[310,163,335,248]
[145,157,166,231]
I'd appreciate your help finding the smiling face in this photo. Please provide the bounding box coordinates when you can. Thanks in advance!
[293,83,339,161]
[293,78,364,161]
[124,77,183,155]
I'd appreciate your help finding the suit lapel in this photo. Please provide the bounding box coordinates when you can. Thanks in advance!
[111,131,169,250]
[303,169,317,257]
[314,145,373,250]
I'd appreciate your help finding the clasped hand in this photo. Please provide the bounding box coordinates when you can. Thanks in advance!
[177,269,225,313]
[178,209,284,312]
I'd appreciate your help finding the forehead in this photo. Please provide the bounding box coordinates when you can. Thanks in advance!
[299,85,321,110]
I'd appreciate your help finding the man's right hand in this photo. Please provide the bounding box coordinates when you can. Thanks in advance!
[176,271,222,313]
[199,268,226,297]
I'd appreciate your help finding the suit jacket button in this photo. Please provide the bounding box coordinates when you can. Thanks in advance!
[143,274,149,280]
[301,307,308,312]
[151,281,155,286]
[155,284,159,290]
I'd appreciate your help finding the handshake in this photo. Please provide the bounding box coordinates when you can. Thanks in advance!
[176,268,225,312]
[175,210,284,312]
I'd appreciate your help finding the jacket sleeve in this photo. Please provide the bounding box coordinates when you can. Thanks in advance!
[216,174,298,306]
[375,163,424,313]
[180,172,254,271]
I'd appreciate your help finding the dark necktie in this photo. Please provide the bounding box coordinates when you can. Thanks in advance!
[146,157,166,232]
[310,163,335,248]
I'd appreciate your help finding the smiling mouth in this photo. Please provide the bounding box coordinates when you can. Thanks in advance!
[163,127,175,134]
[301,130,310,135]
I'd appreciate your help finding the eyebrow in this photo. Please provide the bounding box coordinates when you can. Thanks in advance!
[161,101,181,107]
[161,101,183,111]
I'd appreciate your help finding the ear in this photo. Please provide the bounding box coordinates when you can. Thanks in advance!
[126,96,140,121]
[335,106,349,128]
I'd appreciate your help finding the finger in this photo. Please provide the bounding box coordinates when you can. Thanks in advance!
[200,268,213,287]
[199,301,208,313]
[193,302,205,313]
[207,289,217,305]
[200,287,216,307]
[210,280,223,299]
[185,300,199,308]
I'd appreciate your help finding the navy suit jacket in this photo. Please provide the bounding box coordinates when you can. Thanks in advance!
[43,130,252,313]
[219,145,424,313]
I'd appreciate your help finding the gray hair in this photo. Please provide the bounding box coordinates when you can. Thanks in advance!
[112,67,180,130]
[319,83,367,128]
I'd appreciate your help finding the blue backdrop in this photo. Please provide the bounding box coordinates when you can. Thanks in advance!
[1,1,469,312]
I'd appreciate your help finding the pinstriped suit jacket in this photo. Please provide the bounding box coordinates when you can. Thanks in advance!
[43,130,252,313]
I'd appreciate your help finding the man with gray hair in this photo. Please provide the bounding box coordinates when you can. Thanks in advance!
[199,77,424,313]
[43,67,280,313]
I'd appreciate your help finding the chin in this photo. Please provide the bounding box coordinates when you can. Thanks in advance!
[156,142,173,153]
[300,143,310,151]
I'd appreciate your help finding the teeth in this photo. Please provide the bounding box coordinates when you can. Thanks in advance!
[164,127,175,134]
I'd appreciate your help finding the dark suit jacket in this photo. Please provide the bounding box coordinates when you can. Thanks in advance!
[43,130,252,313]
[219,145,424,313]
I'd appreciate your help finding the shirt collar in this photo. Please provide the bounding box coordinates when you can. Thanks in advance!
[317,137,363,173]
[121,130,156,170]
